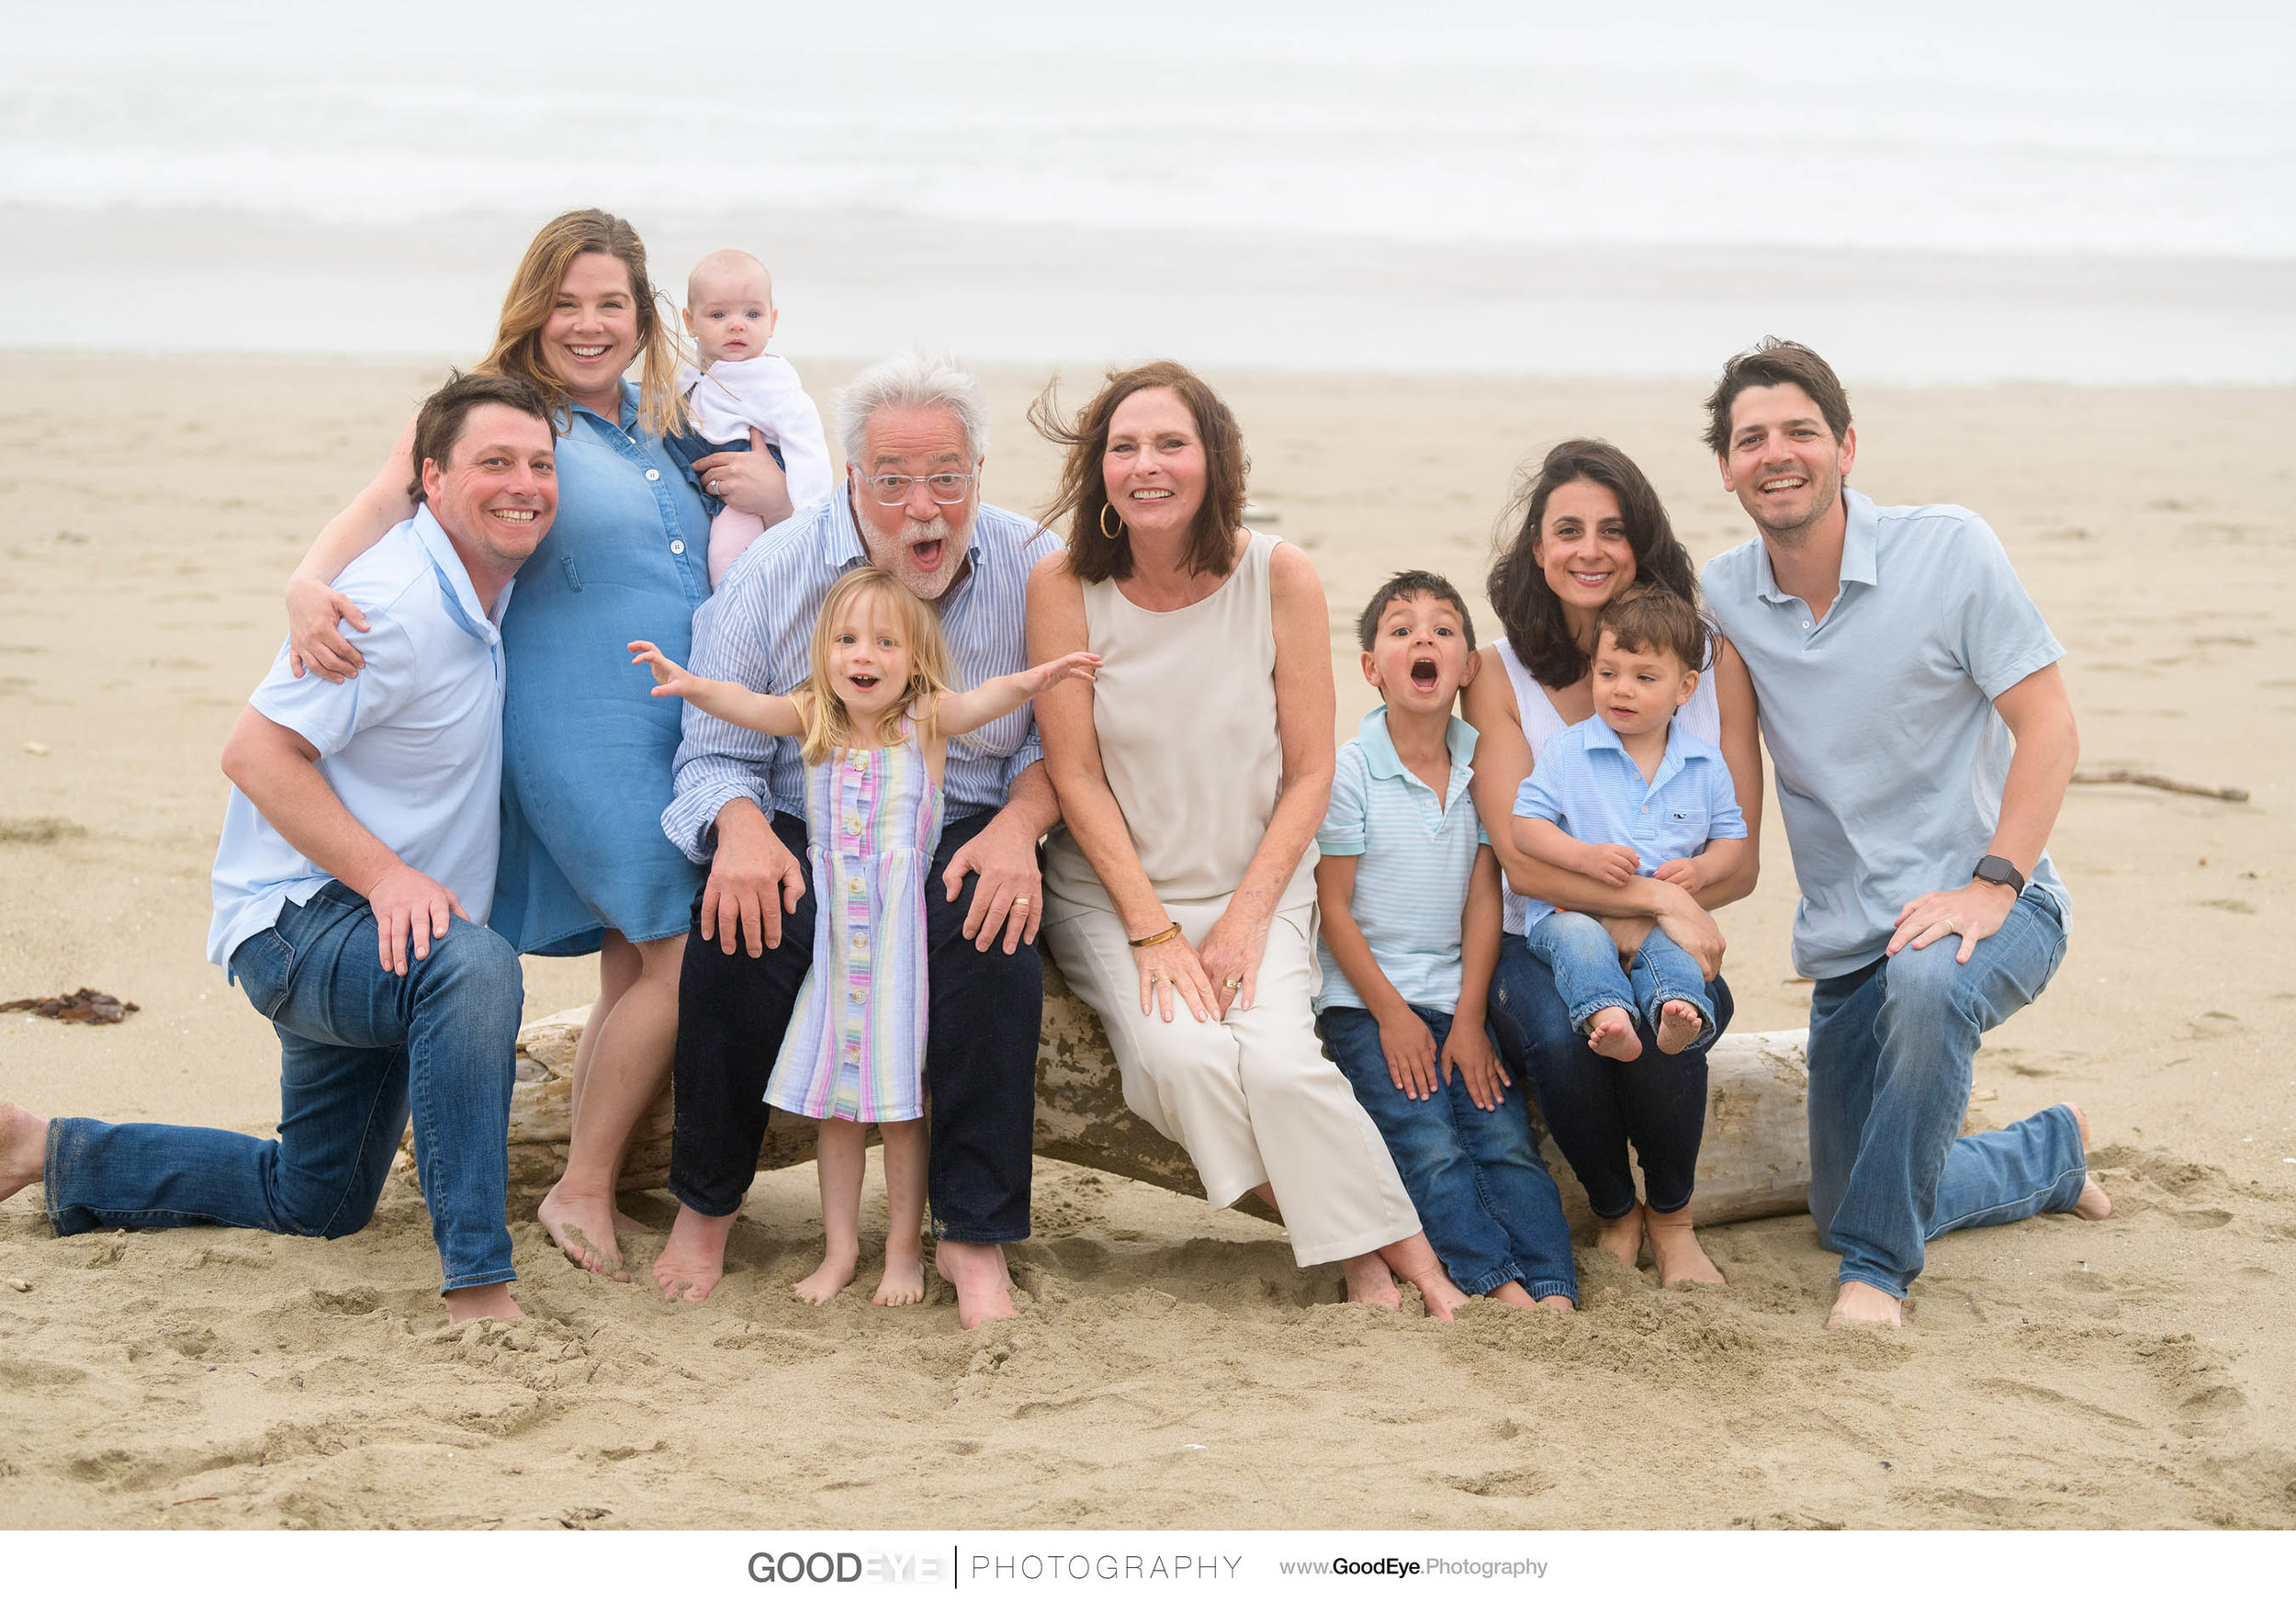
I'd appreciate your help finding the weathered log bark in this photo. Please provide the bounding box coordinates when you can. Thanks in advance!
[447,950,1814,1229]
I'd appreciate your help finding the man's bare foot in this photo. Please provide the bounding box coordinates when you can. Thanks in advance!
[1654,999,1706,1056]
[792,1247,858,1305]
[1645,1204,1726,1288]
[1585,1007,1643,1062]
[1826,1280,1902,1329]
[443,1283,523,1324]
[872,1244,926,1308]
[934,1241,1019,1328]
[1341,1251,1403,1310]
[2063,1102,2113,1220]
[652,1203,737,1303]
[1595,1203,1644,1269]
[0,1104,48,1203]
[537,1183,627,1280]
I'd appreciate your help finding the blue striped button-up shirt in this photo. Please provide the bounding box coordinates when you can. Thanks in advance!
[1511,714,1747,933]
[660,490,1051,863]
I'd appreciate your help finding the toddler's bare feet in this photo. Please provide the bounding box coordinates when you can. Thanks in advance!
[1645,1204,1726,1288]
[2064,1102,2113,1220]
[1342,1252,1403,1310]
[443,1283,523,1324]
[934,1241,1019,1328]
[1489,1281,1536,1309]
[793,1247,859,1305]
[0,1104,48,1203]
[1585,1007,1642,1061]
[652,1203,735,1303]
[872,1242,926,1307]
[1595,1202,1644,1268]
[1535,1294,1576,1311]
[537,1182,628,1280]
[1654,999,1706,1056]
[1827,1280,1902,1329]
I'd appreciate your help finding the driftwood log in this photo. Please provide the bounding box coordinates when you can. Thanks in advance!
[419,950,1815,1230]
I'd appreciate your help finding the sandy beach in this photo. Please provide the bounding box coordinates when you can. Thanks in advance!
[2,352,2291,1529]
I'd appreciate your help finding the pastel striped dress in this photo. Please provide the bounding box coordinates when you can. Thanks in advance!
[765,721,945,1123]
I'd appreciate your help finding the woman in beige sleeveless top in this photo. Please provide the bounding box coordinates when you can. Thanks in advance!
[1027,362,1465,1315]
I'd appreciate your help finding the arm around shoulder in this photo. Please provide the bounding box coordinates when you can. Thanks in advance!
[287,412,420,683]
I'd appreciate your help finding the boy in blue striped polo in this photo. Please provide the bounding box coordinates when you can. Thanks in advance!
[1513,586,1748,1061]
[1313,571,1579,1311]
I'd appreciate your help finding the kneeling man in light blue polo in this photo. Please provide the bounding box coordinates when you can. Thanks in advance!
[1700,340,2110,1331]
[0,372,557,1325]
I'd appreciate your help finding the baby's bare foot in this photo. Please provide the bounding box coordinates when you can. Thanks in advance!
[1595,1203,1644,1269]
[872,1247,926,1307]
[0,1104,48,1203]
[1654,999,1706,1056]
[2064,1102,2113,1220]
[1826,1280,1902,1329]
[1535,1294,1576,1312]
[1586,1007,1643,1062]
[1645,1205,1726,1289]
[792,1248,859,1305]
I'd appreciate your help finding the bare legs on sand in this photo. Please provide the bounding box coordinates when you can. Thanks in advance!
[1828,1100,2112,1329]
[538,930,685,1280]
[790,1119,927,1308]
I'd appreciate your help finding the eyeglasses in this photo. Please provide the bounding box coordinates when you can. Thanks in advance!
[857,470,978,506]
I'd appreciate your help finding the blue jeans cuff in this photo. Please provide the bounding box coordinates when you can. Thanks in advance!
[440,1269,519,1294]
[1523,1279,1578,1304]
[1455,1263,1524,1298]
[1837,1268,1907,1301]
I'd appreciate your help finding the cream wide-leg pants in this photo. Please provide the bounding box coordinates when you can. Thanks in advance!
[1042,891,1421,1267]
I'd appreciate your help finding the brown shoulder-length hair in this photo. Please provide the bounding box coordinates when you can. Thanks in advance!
[1028,360,1248,583]
[478,209,688,439]
[1487,439,1699,689]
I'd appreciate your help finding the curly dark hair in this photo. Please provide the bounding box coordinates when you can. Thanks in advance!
[1486,439,1699,689]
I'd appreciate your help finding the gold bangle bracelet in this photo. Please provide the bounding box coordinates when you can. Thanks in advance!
[1129,921,1183,949]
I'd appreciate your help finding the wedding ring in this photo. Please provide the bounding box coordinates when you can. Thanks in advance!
[1942,918,1957,934]
[709,479,722,494]
[1012,896,1030,907]
[1224,977,1242,990]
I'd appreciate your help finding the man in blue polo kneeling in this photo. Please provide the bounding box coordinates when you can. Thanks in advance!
[0,371,557,1324]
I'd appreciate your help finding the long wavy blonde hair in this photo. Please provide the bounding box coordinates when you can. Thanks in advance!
[478,209,688,439]
[799,568,957,765]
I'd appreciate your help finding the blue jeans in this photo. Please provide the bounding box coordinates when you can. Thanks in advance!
[1807,887,2088,1299]
[1317,1004,1579,1303]
[1488,932,1733,1219]
[43,883,522,1292]
[1525,911,1716,1053]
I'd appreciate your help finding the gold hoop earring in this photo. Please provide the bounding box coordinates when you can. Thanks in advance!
[1098,502,1126,542]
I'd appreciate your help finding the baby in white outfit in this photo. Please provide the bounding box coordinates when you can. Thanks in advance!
[678,249,834,586]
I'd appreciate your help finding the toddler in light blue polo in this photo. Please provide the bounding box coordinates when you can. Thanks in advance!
[1313,571,1579,1311]
[1513,586,1747,1061]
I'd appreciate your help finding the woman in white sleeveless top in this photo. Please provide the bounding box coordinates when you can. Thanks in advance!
[1029,363,1466,1316]
[1460,440,1763,1289]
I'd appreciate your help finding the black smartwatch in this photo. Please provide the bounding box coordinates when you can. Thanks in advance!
[1972,855,2025,894]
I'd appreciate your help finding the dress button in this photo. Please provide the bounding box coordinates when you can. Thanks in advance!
[848,876,863,896]
[670,539,685,555]
[645,468,661,482]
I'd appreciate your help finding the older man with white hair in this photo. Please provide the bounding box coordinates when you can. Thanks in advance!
[651,350,1052,1326]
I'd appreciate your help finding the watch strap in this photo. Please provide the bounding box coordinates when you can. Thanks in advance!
[1973,854,2025,894]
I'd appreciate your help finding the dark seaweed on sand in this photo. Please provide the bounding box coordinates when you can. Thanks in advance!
[1,987,139,1024]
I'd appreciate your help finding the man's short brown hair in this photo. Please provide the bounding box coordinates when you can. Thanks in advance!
[407,369,554,505]
[1597,584,1708,675]
[1701,337,1852,457]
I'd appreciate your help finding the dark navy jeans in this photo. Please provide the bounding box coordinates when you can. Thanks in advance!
[1317,1004,1579,1303]
[44,882,522,1292]
[1488,931,1733,1220]
[669,808,1040,1242]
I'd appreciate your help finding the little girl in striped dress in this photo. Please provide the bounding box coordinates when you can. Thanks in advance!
[630,566,1097,1308]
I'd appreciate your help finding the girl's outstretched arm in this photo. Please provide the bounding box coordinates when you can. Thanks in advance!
[628,640,805,737]
[933,650,1101,737]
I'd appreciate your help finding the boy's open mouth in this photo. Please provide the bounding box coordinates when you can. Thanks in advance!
[1409,656,1441,690]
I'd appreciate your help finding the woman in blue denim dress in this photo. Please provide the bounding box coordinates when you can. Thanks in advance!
[283,210,794,1279]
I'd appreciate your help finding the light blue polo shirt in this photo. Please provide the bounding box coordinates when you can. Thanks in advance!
[1314,706,1490,1014]
[1512,715,1747,933]
[1703,487,2068,979]
[208,507,512,972]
